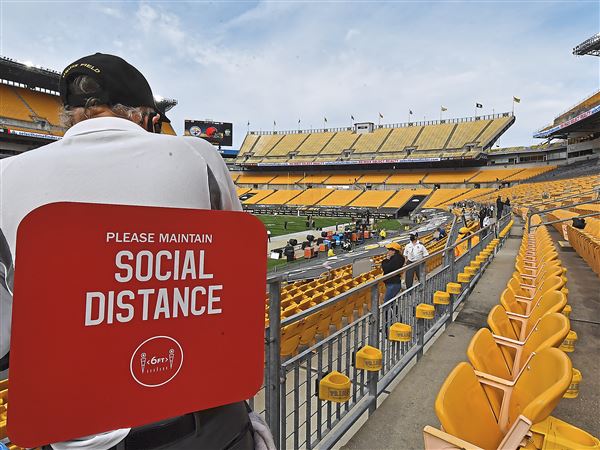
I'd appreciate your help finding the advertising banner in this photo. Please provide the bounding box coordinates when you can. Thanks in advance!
[8,202,266,447]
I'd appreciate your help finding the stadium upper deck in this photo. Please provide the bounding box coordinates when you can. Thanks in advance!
[236,113,515,167]
[535,89,600,140]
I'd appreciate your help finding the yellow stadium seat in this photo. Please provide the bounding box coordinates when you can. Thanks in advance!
[424,347,572,450]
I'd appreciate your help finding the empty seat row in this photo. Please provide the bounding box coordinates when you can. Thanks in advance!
[423,216,599,449]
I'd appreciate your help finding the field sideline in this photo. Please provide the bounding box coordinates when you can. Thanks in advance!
[256,214,342,237]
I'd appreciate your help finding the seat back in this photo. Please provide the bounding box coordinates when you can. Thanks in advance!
[467,329,512,418]
[500,288,525,316]
[435,362,504,450]
[519,313,570,368]
[487,305,518,341]
[535,276,565,298]
[508,348,572,428]
[524,290,567,336]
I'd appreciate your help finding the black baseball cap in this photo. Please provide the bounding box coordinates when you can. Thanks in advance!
[59,53,170,123]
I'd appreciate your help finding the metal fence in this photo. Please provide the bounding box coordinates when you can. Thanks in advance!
[260,213,512,449]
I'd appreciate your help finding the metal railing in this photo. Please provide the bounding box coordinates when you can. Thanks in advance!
[259,213,513,449]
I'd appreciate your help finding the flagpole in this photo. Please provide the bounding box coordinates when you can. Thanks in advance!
[512,98,515,115]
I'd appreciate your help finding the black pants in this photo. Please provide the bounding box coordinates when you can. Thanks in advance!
[405,265,419,289]
[43,402,254,450]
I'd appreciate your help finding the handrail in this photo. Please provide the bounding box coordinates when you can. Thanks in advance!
[528,211,600,230]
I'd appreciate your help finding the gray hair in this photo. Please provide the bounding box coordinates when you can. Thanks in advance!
[59,75,154,128]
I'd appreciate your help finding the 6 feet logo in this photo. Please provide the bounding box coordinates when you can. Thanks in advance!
[130,336,183,387]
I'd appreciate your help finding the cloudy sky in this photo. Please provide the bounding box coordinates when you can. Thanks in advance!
[1,1,598,149]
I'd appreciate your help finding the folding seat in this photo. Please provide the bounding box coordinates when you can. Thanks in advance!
[313,302,333,333]
[298,311,322,347]
[468,313,569,382]
[295,298,317,313]
[342,296,357,323]
[500,276,564,316]
[512,261,564,289]
[489,291,567,342]
[280,321,303,357]
[423,348,572,450]
[330,300,347,331]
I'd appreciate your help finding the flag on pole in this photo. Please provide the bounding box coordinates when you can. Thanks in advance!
[409,110,413,115]
[273,120,276,127]
[298,119,301,124]
[513,96,521,103]
[324,117,328,123]
[441,106,447,112]
[475,103,483,108]
[379,112,384,119]
[247,121,250,126]
[351,115,355,121]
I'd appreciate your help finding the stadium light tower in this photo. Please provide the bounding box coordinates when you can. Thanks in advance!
[573,32,600,56]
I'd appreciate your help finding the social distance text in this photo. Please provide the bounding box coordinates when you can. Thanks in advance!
[85,249,222,326]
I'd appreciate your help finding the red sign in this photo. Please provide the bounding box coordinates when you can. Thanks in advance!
[8,202,267,447]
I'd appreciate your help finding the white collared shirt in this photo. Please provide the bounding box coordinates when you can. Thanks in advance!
[403,240,429,262]
[0,117,241,259]
[0,117,242,450]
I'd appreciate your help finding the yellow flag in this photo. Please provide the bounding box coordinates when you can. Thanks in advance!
[513,96,521,103]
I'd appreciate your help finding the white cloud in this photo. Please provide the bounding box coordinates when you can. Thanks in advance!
[345,29,360,41]
[1,1,597,150]
[99,6,123,19]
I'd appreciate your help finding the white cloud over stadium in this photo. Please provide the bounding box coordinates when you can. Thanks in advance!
[2,0,598,148]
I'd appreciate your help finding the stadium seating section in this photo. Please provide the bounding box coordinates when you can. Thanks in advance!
[241,189,275,204]
[348,190,396,208]
[237,115,514,164]
[232,168,556,190]
[0,82,177,137]
[316,189,362,207]
[1,84,36,122]
[554,90,600,125]
[383,189,431,208]
[422,170,478,184]
[269,229,451,357]
[423,215,599,449]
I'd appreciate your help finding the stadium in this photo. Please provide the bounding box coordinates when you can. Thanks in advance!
[1,11,599,450]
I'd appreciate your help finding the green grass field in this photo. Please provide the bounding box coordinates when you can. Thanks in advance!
[257,214,344,237]
[373,218,405,231]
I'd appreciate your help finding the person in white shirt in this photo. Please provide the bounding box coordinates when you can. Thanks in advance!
[0,53,271,450]
[403,233,429,289]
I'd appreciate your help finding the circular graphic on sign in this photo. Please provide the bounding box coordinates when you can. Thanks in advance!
[189,126,202,137]
[130,336,183,388]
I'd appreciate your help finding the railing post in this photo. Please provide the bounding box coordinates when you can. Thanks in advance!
[266,277,282,449]
[447,248,456,326]
[416,261,428,361]
[367,284,380,415]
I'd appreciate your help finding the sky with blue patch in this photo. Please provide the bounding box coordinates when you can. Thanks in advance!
[1,1,598,149]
